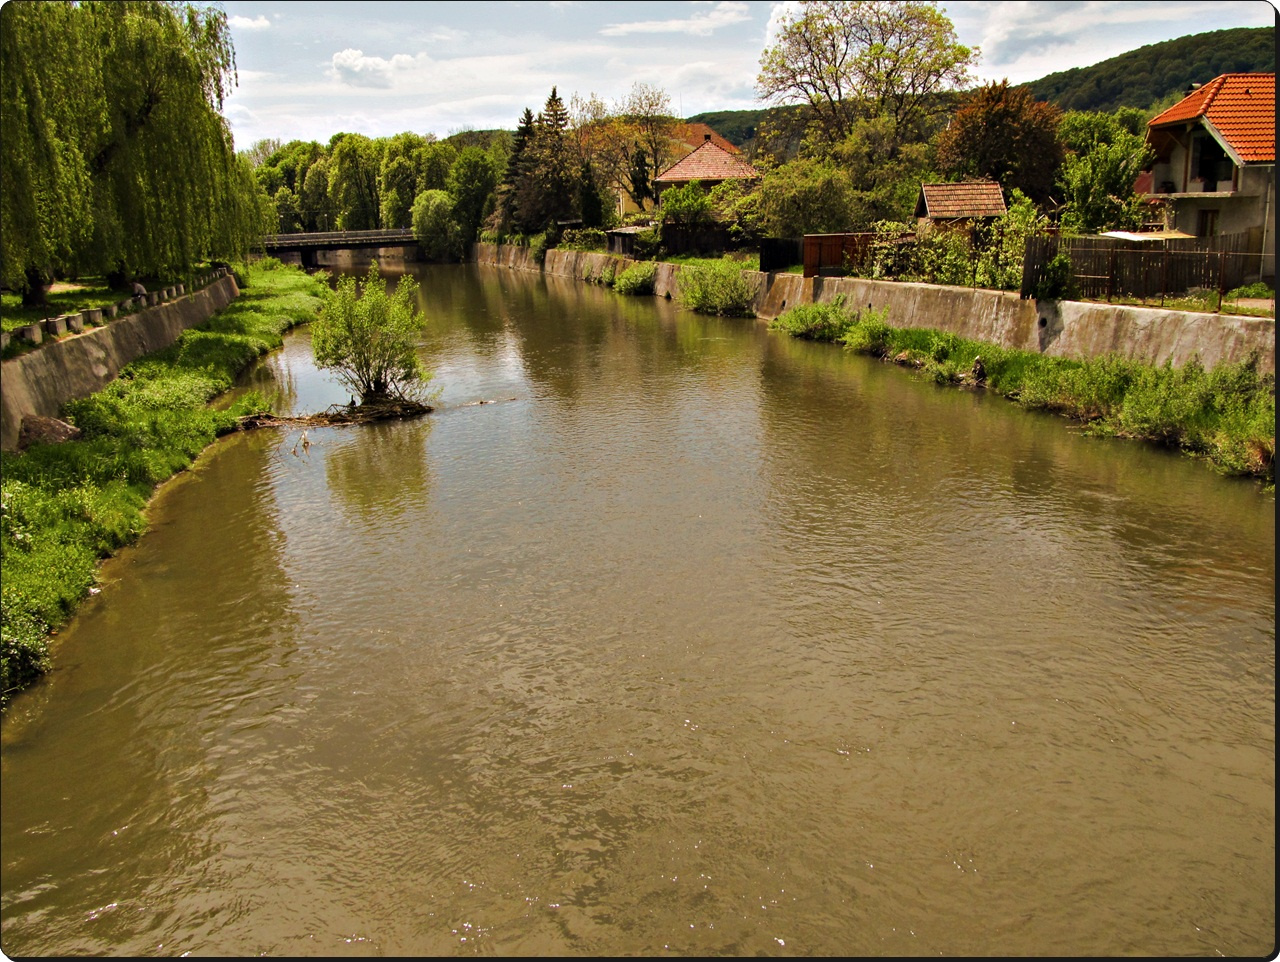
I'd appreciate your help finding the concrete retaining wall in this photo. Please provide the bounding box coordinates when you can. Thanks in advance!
[475,243,1275,374]
[1,275,240,451]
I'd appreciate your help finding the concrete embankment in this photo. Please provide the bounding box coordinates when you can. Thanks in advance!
[475,243,1275,375]
[1,275,240,451]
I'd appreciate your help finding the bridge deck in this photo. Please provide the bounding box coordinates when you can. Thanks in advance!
[262,229,418,250]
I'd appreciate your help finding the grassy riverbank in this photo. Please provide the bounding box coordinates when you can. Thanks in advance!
[770,299,1276,486]
[0,262,326,706]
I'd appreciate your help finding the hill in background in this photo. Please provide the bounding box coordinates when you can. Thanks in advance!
[1024,25,1275,112]
[687,26,1276,147]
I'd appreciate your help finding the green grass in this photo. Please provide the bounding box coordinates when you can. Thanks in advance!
[2,284,130,333]
[665,251,761,272]
[769,298,1276,486]
[1,261,326,707]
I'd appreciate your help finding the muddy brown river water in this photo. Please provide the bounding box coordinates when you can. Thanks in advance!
[1,263,1273,956]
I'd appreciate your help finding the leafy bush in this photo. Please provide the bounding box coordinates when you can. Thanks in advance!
[312,263,431,403]
[768,300,856,341]
[839,310,893,355]
[613,261,657,296]
[659,181,713,226]
[1228,282,1274,300]
[560,228,607,251]
[677,260,756,316]
[412,189,462,261]
[1034,251,1078,300]
[631,227,662,261]
[529,231,551,265]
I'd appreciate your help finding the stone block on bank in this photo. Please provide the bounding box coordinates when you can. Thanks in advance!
[82,308,103,326]
[66,313,86,333]
[17,324,43,345]
[43,316,67,336]
[18,414,82,450]
[1,332,10,352]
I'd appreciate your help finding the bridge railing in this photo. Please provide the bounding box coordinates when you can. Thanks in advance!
[262,229,417,248]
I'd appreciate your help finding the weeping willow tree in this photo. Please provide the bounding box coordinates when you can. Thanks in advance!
[0,1,271,302]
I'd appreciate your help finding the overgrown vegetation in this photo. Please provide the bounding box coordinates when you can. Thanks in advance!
[769,298,1275,485]
[676,260,757,316]
[311,263,432,404]
[613,261,658,296]
[0,262,326,706]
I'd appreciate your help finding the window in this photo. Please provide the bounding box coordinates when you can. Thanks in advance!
[1197,209,1219,237]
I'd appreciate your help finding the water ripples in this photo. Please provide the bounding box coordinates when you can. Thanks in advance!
[2,265,1273,956]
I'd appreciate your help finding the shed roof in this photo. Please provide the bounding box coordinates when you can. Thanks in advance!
[654,139,759,185]
[1148,73,1275,164]
[914,181,1007,220]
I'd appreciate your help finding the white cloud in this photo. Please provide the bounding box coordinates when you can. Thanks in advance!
[601,1,751,37]
[229,14,271,30]
[329,48,419,89]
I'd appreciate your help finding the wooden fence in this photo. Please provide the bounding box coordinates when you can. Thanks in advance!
[1020,232,1262,302]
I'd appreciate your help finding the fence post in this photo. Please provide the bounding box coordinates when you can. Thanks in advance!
[1160,245,1168,307]
[1216,250,1225,312]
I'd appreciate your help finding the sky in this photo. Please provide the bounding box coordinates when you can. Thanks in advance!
[218,0,1278,150]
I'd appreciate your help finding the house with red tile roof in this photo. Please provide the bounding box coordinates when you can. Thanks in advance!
[611,123,743,220]
[653,136,759,201]
[1143,73,1274,280]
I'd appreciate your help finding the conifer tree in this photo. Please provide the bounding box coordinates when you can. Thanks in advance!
[513,88,578,232]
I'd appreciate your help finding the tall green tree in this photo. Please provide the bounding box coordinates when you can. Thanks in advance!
[491,107,536,232]
[447,146,499,248]
[937,81,1065,205]
[1056,109,1156,233]
[328,133,381,229]
[513,88,578,232]
[1,1,266,299]
[300,156,337,231]
[417,139,458,194]
[756,0,977,150]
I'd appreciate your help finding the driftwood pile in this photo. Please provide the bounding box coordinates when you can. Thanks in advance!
[235,399,432,431]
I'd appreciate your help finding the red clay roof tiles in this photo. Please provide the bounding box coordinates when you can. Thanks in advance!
[654,140,759,184]
[1148,73,1275,164]
[915,181,1007,219]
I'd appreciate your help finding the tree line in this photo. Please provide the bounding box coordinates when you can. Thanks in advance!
[249,81,704,259]
[1,1,271,305]
[248,0,1186,261]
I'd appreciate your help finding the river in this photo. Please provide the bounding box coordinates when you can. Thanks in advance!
[1,262,1273,956]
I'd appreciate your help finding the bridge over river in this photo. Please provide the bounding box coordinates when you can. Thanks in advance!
[261,229,421,265]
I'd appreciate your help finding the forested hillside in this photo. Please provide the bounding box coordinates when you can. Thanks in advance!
[1024,26,1275,112]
